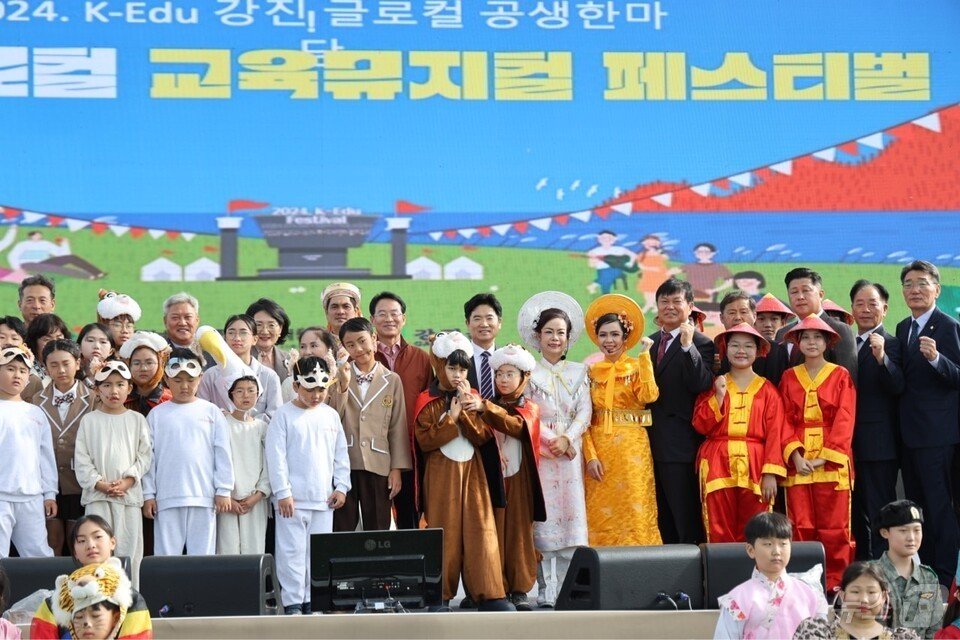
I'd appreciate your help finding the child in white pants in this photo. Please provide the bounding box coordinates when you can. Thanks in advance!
[74,360,152,587]
[142,348,234,556]
[0,345,57,558]
[266,356,350,615]
[217,375,270,554]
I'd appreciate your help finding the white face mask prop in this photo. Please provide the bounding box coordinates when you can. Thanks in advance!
[295,362,333,390]
[165,357,203,379]
[94,361,132,382]
[0,345,34,368]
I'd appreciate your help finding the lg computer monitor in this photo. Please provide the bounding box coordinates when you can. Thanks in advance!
[310,528,443,612]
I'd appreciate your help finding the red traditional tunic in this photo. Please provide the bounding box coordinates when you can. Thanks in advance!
[778,362,856,591]
[693,374,787,542]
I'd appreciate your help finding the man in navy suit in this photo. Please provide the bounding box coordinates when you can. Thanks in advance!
[848,280,904,560]
[648,278,714,544]
[893,260,960,585]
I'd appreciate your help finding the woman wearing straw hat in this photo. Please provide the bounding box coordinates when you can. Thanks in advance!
[582,294,662,546]
[519,292,592,607]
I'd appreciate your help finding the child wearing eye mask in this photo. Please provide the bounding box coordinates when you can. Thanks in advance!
[141,348,234,557]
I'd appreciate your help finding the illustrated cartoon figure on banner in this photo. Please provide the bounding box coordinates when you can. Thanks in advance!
[732,271,767,302]
[681,243,733,305]
[634,234,679,313]
[6,227,106,280]
[585,230,637,295]
[0,225,31,284]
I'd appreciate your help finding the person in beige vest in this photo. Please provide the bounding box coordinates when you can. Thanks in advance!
[34,339,98,555]
[328,318,411,531]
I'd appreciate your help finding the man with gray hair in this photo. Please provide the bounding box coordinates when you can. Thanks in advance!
[162,292,214,367]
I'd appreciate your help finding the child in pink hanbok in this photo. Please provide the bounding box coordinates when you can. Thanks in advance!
[714,512,827,639]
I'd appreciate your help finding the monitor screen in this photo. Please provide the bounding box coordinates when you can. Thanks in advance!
[310,528,443,612]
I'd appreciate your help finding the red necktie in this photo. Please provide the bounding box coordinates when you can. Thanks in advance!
[657,330,671,362]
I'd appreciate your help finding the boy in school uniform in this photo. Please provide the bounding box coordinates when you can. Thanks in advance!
[142,347,234,556]
[875,500,944,639]
[0,344,57,558]
[328,317,411,532]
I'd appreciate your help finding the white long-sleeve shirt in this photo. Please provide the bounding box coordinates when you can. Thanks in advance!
[265,402,350,511]
[0,399,58,502]
[142,399,234,510]
[224,414,270,500]
[7,238,71,270]
[197,358,282,422]
[74,409,153,507]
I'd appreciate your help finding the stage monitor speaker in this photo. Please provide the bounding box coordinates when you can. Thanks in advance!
[555,545,703,611]
[139,554,279,617]
[701,541,826,608]
[0,556,131,607]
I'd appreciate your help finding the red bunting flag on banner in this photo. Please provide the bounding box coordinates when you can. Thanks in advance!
[228,200,270,213]
[166,231,180,240]
[2,207,21,219]
[395,200,431,214]
[554,214,570,226]
[47,215,64,227]
[91,222,108,235]
[130,227,146,238]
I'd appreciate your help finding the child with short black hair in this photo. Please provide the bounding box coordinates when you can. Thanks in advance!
[713,512,827,639]
[141,348,234,556]
[329,317,410,532]
[875,500,943,638]
[414,332,513,611]
[217,375,270,555]
[266,356,350,615]
[74,360,152,587]
[0,345,56,559]
[34,339,94,556]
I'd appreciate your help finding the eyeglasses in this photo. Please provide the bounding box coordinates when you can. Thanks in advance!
[255,321,280,331]
[374,311,403,319]
[107,320,135,330]
[902,280,935,290]
[130,359,158,369]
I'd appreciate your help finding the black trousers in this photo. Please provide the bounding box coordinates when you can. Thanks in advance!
[902,445,960,585]
[334,469,393,532]
[852,459,899,560]
[653,461,705,545]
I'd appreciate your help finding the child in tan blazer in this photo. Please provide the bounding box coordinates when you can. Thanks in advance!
[329,317,411,531]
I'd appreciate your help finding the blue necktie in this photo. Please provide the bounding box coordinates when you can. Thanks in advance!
[479,351,495,399]
[908,320,920,349]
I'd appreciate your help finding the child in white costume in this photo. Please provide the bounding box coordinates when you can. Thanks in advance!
[142,347,234,556]
[217,374,270,555]
[74,360,152,587]
[0,345,57,558]
[266,356,350,615]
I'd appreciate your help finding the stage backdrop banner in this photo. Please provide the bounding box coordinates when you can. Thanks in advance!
[3,0,959,358]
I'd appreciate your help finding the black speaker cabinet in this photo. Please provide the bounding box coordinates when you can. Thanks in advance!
[555,545,704,611]
[0,556,131,608]
[701,541,826,608]
[139,554,279,617]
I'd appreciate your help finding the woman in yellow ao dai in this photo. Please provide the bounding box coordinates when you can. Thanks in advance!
[582,294,661,546]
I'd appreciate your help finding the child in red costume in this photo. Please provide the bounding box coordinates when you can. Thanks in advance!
[779,314,856,592]
[693,323,786,543]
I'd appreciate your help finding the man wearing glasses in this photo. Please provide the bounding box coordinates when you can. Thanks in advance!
[369,291,434,529]
[892,260,960,586]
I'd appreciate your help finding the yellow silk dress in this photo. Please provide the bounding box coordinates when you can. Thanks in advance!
[582,352,662,546]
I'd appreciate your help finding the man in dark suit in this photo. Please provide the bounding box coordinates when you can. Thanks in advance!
[648,278,714,544]
[848,280,904,560]
[892,260,960,585]
[774,267,858,385]
[460,292,507,608]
